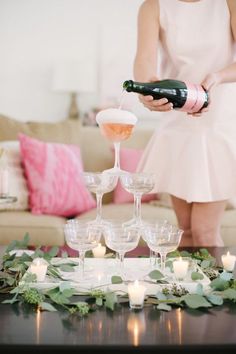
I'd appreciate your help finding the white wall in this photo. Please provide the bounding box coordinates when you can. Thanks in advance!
[0,0,158,127]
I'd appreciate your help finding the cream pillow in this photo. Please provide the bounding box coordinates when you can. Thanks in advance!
[0,141,29,210]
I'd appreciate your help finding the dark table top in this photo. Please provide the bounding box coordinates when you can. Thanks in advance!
[1,247,236,354]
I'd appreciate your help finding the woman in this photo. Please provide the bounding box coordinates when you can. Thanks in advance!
[134,0,236,246]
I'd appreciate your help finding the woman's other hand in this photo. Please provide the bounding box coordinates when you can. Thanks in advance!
[189,72,221,117]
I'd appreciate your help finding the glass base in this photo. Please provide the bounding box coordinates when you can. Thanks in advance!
[122,218,144,228]
[88,218,112,228]
[129,302,144,310]
[103,167,127,177]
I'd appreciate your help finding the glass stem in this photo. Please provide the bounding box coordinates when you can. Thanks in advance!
[160,253,167,272]
[134,193,142,224]
[118,252,125,273]
[96,192,103,221]
[79,251,85,277]
[114,142,121,170]
[150,249,156,268]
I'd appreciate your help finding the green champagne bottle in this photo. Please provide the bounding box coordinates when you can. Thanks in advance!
[123,79,209,113]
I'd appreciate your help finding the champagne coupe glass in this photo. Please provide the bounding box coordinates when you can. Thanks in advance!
[140,220,169,268]
[64,219,102,280]
[103,222,140,278]
[83,171,118,226]
[120,172,156,227]
[96,108,137,175]
[144,223,183,273]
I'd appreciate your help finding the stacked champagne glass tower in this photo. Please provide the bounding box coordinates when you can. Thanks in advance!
[64,107,183,281]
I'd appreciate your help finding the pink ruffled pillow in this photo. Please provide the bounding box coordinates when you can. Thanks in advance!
[113,147,158,204]
[19,133,96,217]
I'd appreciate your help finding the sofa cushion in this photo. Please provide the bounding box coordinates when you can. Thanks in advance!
[0,210,66,246]
[0,141,29,211]
[0,114,81,144]
[19,133,96,217]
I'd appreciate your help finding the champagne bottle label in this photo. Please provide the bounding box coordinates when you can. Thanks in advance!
[181,82,207,113]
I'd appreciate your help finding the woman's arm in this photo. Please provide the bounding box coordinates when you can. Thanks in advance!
[134,0,159,81]
[192,0,236,116]
[134,0,173,112]
[202,0,236,90]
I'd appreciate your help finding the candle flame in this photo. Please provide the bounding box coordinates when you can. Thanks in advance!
[127,313,146,347]
[34,259,41,266]
[36,307,41,344]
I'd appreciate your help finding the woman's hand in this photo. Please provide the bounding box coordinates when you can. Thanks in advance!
[138,76,173,112]
[189,72,221,117]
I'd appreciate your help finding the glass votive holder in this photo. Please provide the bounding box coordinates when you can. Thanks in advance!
[221,251,236,272]
[128,280,146,310]
[29,257,48,282]
[173,257,189,281]
[92,243,106,258]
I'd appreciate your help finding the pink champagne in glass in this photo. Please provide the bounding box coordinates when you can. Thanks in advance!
[96,108,137,174]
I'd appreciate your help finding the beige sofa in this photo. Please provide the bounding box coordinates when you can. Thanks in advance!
[0,114,236,247]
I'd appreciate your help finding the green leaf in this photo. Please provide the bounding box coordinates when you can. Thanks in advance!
[96,297,103,306]
[33,249,44,258]
[195,283,204,296]
[167,250,180,258]
[199,248,209,257]
[180,250,192,257]
[201,260,211,269]
[40,302,57,312]
[59,282,74,292]
[47,246,59,258]
[2,297,19,304]
[222,288,236,301]
[105,292,117,311]
[191,272,204,281]
[148,269,164,280]
[5,240,18,253]
[111,275,123,284]
[210,277,229,291]
[220,271,233,282]
[62,288,75,298]
[156,303,172,311]
[74,302,90,315]
[156,291,167,300]
[5,233,30,253]
[61,251,68,258]
[207,294,223,306]
[59,264,75,272]
[145,297,159,305]
[47,287,70,305]
[183,294,212,309]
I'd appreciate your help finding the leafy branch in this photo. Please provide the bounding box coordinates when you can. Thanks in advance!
[0,236,236,315]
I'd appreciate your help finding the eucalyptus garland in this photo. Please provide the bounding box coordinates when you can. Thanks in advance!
[0,234,236,316]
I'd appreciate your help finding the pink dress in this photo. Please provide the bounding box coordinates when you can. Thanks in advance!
[137,0,236,203]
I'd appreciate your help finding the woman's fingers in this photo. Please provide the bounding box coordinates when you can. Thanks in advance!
[139,95,173,111]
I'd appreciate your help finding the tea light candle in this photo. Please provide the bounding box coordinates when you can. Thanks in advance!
[221,251,236,272]
[29,258,48,282]
[92,243,106,258]
[128,280,146,309]
[173,257,189,280]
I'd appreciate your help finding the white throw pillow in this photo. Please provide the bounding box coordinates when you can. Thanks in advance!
[0,141,29,210]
